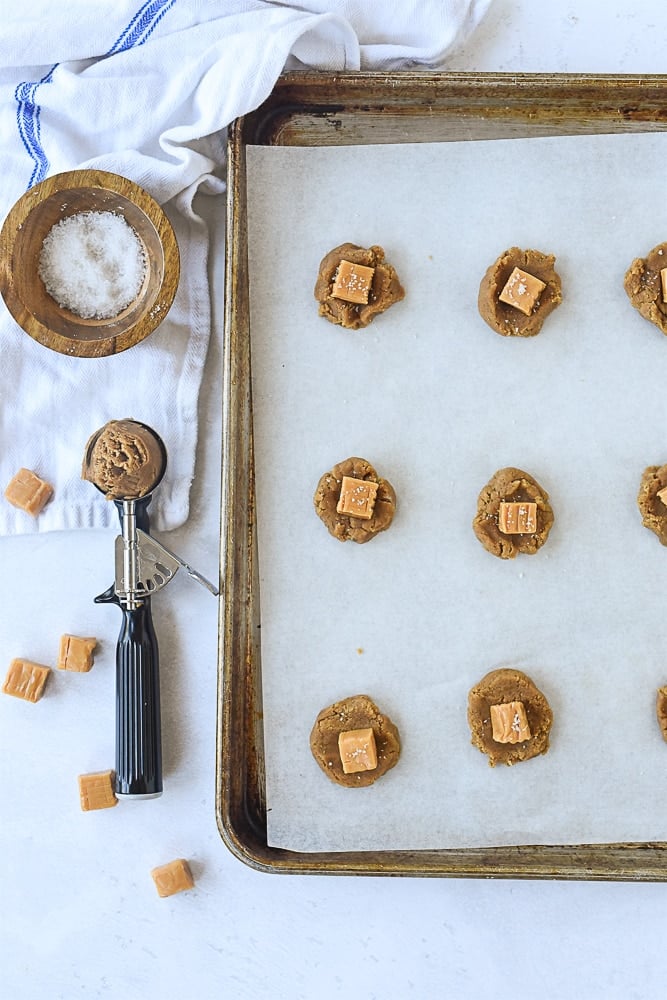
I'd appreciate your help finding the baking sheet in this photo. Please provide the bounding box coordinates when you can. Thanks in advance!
[247,132,667,852]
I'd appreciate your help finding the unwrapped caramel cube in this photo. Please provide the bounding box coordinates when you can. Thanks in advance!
[498,501,537,534]
[331,259,375,305]
[490,701,531,744]
[336,476,379,520]
[78,770,118,811]
[151,858,195,898]
[2,658,51,703]
[498,266,546,316]
[4,468,53,516]
[661,267,667,304]
[338,727,378,774]
[58,634,97,673]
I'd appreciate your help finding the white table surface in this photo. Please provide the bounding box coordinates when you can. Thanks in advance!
[2,3,667,998]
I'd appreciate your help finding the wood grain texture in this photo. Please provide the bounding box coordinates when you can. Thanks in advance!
[217,72,667,880]
[0,169,179,358]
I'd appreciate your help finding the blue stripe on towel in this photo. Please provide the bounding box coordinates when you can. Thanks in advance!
[14,65,58,188]
[108,0,177,54]
[15,0,177,187]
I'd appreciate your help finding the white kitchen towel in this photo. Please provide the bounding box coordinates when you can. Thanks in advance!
[0,0,492,535]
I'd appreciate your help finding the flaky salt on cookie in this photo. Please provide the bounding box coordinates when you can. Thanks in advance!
[467,668,553,767]
[310,694,401,787]
[314,456,396,544]
[314,242,404,330]
[478,247,562,337]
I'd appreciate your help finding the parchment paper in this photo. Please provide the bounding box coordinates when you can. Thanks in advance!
[246,132,667,851]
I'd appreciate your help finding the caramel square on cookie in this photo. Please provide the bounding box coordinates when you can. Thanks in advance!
[498,501,537,534]
[338,727,378,774]
[331,259,375,305]
[498,266,546,316]
[490,701,532,744]
[4,468,53,516]
[336,476,379,521]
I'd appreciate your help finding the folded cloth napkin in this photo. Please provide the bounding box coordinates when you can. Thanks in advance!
[0,0,491,535]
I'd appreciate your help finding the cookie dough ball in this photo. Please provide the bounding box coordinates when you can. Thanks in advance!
[467,668,553,767]
[309,693,401,787]
[657,686,667,741]
[637,463,667,544]
[478,247,562,337]
[314,242,405,330]
[624,243,667,334]
[472,467,554,559]
[314,456,396,543]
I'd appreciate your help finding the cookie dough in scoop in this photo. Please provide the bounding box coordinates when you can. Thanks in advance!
[82,418,165,500]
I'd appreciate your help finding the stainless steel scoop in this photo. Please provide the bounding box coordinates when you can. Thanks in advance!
[83,420,218,799]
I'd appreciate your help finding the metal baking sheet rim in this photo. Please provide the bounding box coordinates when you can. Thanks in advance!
[215,71,667,880]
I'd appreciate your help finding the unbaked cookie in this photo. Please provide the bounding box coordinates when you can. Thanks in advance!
[624,242,667,334]
[478,247,562,337]
[657,686,667,741]
[467,668,553,767]
[314,456,396,543]
[309,693,401,787]
[472,466,554,559]
[314,242,405,330]
[637,463,667,545]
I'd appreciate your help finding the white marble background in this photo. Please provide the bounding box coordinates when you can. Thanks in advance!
[2,2,667,998]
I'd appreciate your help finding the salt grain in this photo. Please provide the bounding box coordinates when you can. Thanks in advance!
[38,210,147,319]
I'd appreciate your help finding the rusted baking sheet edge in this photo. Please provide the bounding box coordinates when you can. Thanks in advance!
[242,72,667,146]
[217,71,667,880]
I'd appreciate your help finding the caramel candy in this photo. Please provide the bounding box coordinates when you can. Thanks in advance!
[498,501,537,534]
[338,727,378,774]
[661,268,667,304]
[151,858,195,898]
[657,686,667,741]
[2,658,51,703]
[490,701,532,744]
[78,770,118,811]
[336,475,379,520]
[4,468,53,516]
[498,266,546,316]
[58,634,97,672]
[331,259,375,305]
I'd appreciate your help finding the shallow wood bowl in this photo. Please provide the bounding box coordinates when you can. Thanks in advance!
[0,169,179,358]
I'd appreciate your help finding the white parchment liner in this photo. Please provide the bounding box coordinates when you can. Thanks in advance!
[247,133,667,851]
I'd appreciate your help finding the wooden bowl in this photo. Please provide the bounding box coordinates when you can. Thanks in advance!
[0,169,180,358]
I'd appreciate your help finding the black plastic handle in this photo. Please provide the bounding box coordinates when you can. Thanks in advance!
[95,495,163,798]
[114,600,162,797]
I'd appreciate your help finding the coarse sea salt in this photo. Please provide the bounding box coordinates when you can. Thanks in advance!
[38,210,147,320]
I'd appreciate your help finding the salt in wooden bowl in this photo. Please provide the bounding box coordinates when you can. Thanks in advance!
[0,169,180,358]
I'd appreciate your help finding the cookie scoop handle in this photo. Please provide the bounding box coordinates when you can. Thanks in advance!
[115,599,163,798]
[95,495,163,798]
